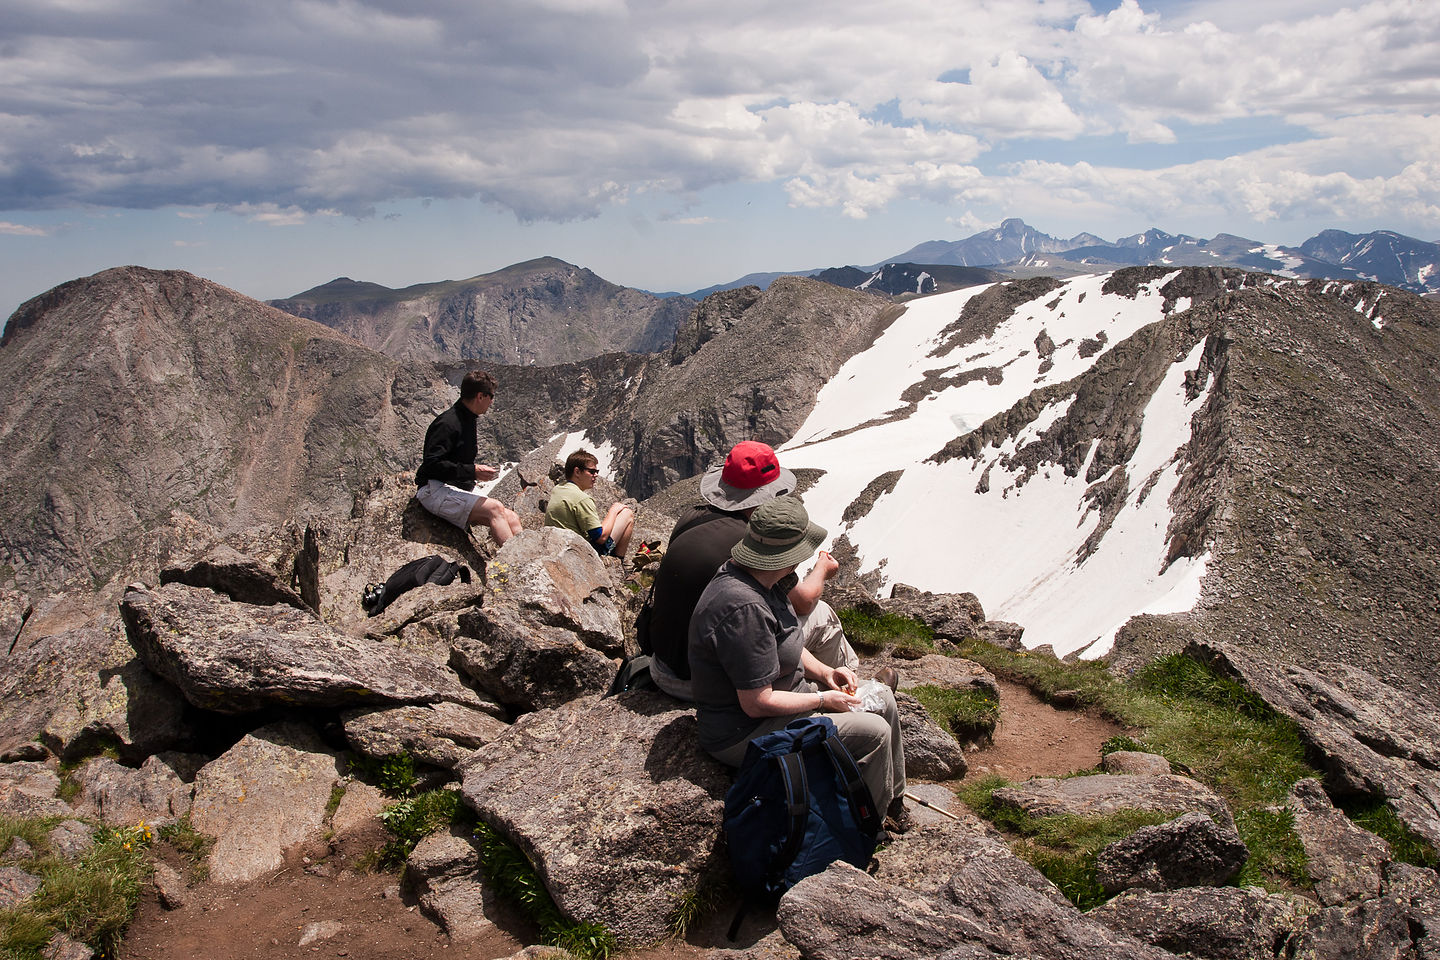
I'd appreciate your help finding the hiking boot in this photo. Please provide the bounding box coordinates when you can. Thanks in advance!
[361,582,385,615]
[883,796,914,834]
[874,666,901,692]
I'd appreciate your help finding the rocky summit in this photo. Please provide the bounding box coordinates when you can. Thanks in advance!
[1,258,1439,958]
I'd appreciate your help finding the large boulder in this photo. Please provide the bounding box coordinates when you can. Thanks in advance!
[1288,777,1391,906]
[188,722,344,883]
[1188,642,1440,848]
[1093,812,1248,893]
[1292,862,1440,959]
[159,543,310,611]
[449,528,624,711]
[0,761,70,818]
[121,582,490,713]
[990,773,1235,828]
[778,858,1177,960]
[1087,886,1316,960]
[460,691,730,946]
[0,592,188,762]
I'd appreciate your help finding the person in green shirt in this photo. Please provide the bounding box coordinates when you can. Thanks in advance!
[544,449,634,558]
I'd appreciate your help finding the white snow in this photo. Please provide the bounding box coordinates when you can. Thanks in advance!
[779,276,1211,658]
[549,430,621,481]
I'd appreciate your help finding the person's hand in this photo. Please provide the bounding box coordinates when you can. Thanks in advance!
[817,688,862,712]
[815,551,839,580]
[475,464,500,481]
[827,666,858,695]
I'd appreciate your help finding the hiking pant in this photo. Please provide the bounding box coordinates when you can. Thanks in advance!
[711,685,907,815]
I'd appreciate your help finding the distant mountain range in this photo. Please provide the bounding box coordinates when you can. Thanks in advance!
[689,219,1440,299]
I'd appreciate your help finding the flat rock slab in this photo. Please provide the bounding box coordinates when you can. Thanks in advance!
[122,582,487,713]
[0,866,42,908]
[189,722,343,883]
[779,858,1177,960]
[1190,642,1440,849]
[1087,885,1317,960]
[461,691,730,946]
[342,702,510,769]
[160,543,310,611]
[990,773,1234,828]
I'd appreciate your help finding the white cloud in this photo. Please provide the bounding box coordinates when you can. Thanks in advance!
[0,221,51,236]
[0,0,1434,238]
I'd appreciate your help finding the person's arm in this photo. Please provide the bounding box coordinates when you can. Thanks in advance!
[801,647,858,694]
[788,550,838,616]
[736,684,860,718]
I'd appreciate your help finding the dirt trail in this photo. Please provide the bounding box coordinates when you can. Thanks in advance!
[118,681,1122,960]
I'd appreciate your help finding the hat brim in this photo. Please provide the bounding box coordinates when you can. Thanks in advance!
[731,520,827,571]
[699,463,797,511]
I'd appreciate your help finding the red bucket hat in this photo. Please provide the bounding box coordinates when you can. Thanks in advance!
[699,441,797,511]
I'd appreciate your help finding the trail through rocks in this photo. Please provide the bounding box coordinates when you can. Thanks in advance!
[117,678,1123,960]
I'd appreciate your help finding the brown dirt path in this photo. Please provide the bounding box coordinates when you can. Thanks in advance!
[118,679,1123,960]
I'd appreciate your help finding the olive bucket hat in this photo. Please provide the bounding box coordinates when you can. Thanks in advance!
[731,495,827,571]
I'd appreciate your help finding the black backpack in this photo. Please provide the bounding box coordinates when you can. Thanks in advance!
[361,555,470,616]
[722,716,881,938]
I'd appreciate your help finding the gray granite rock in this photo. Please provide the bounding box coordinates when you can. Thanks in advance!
[72,753,201,827]
[152,860,189,910]
[342,701,509,770]
[0,761,68,818]
[450,528,625,711]
[122,582,487,713]
[160,543,310,611]
[991,773,1235,828]
[1291,862,1440,959]
[460,691,730,946]
[1102,751,1172,776]
[189,722,343,883]
[0,866,42,908]
[1094,812,1248,893]
[1288,777,1391,906]
[896,691,969,780]
[1088,885,1316,960]
[405,824,500,940]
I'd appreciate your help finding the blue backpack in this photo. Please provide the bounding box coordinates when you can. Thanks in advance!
[722,716,881,937]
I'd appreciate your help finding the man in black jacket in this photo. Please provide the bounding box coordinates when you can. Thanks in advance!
[414,370,523,544]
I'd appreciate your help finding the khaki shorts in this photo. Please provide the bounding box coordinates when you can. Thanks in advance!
[416,480,485,529]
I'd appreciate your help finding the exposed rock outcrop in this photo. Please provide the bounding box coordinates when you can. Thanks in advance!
[1093,812,1248,893]
[989,773,1235,828]
[121,581,491,714]
[460,692,730,947]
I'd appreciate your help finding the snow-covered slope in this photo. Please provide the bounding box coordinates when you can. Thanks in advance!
[778,275,1211,658]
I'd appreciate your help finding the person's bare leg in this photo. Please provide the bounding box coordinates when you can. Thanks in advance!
[469,498,516,544]
[602,504,634,557]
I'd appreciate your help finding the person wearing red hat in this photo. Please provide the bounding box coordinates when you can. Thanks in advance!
[642,440,870,701]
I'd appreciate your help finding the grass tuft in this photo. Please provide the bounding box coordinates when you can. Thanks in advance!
[349,753,420,798]
[911,684,999,745]
[1338,797,1440,870]
[158,816,214,882]
[473,821,618,960]
[0,819,153,959]
[376,789,465,869]
[838,608,935,658]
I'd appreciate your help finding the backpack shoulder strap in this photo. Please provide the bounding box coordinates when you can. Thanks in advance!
[821,736,882,837]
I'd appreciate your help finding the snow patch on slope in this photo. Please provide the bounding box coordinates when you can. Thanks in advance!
[781,276,1211,658]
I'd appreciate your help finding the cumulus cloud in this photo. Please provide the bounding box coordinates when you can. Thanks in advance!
[0,221,51,236]
[0,0,1435,234]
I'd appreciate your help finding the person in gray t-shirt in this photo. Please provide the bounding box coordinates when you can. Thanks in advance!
[688,496,908,820]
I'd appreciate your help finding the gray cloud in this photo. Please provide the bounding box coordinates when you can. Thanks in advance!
[0,0,1435,227]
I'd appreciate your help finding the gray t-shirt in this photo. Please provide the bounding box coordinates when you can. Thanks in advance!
[689,561,804,752]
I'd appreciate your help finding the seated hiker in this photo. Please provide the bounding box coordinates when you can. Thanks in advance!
[688,496,908,821]
[414,370,523,544]
[645,441,874,701]
[544,449,635,558]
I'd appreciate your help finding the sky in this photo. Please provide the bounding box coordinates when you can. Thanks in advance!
[2,0,1438,322]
